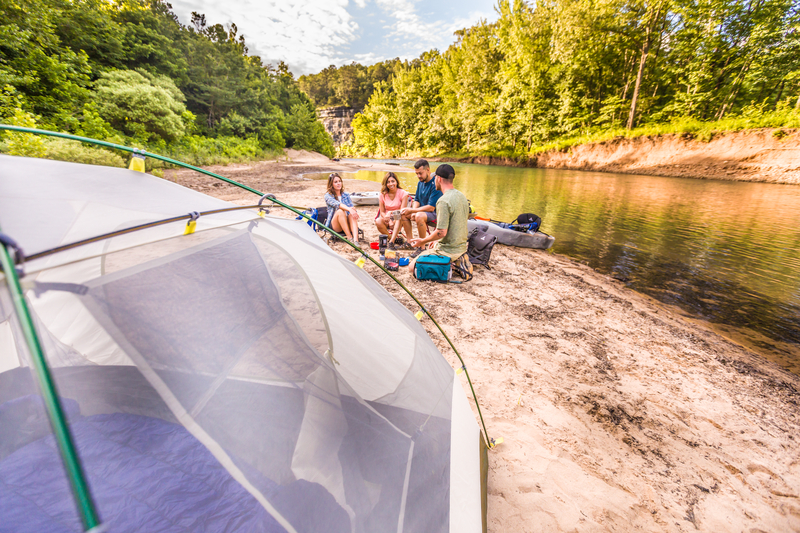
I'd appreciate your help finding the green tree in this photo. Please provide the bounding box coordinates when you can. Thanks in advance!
[95,69,189,141]
[0,0,91,122]
[284,103,334,157]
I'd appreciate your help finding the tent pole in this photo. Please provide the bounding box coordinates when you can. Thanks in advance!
[0,230,101,531]
[0,124,493,447]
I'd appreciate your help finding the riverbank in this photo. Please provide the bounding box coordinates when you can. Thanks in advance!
[166,152,800,532]
[436,128,800,185]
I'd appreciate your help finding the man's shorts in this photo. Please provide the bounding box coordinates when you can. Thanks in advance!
[424,211,437,225]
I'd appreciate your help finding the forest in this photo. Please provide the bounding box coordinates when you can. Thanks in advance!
[332,0,800,158]
[0,0,334,167]
[298,59,403,109]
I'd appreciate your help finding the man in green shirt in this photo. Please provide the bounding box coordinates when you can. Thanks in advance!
[408,164,473,280]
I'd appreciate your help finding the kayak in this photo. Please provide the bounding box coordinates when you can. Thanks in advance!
[468,219,555,250]
[351,191,380,206]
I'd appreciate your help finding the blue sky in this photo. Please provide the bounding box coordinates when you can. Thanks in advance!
[167,0,498,76]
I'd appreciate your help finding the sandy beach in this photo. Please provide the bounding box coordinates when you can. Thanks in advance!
[166,151,800,532]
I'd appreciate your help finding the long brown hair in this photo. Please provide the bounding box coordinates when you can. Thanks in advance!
[381,172,402,195]
[327,172,345,197]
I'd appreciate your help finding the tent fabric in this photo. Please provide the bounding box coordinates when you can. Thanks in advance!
[0,155,483,533]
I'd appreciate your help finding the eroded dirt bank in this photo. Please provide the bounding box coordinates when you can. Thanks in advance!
[167,151,800,532]
[449,129,800,185]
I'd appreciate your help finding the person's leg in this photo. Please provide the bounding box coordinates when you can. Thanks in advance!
[389,219,402,244]
[349,215,359,242]
[332,210,352,239]
[330,211,343,233]
[414,212,428,239]
[400,216,414,239]
[375,217,389,235]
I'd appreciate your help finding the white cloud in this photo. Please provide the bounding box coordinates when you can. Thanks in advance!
[372,0,494,57]
[167,0,497,75]
[169,0,361,74]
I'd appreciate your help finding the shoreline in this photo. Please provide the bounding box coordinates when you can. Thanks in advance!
[166,151,800,532]
[425,129,800,185]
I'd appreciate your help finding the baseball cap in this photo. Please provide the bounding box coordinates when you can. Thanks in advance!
[434,164,455,180]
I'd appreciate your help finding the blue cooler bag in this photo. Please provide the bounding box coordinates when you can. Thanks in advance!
[414,254,452,282]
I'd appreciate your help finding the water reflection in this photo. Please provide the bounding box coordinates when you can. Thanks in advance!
[307,163,800,372]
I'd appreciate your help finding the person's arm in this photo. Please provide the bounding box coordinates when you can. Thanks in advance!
[340,193,359,219]
[401,192,409,209]
[410,227,447,248]
[402,185,423,214]
[428,189,443,210]
[410,200,448,247]
[324,192,340,211]
[402,200,421,214]
[414,187,441,213]
[378,194,386,217]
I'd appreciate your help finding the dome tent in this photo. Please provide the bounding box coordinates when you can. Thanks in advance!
[0,155,487,533]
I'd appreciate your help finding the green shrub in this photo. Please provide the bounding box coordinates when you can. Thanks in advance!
[42,138,126,167]
[1,108,47,157]
[95,69,189,142]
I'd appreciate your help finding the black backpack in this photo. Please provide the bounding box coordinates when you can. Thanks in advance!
[467,227,498,268]
[512,213,542,232]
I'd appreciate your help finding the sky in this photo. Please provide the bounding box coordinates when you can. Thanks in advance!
[167,0,499,76]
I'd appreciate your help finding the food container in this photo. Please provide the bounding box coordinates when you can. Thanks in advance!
[370,242,379,249]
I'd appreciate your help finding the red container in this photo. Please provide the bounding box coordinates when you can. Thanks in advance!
[370,242,380,249]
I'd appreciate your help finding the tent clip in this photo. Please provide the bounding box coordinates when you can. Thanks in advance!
[488,437,504,449]
[325,349,340,366]
[456,364,466,375]
[0,232,25,264]
[184,211,200,235]
[0,232,25,277]
[129,149,146,173]
[258,193,276,216]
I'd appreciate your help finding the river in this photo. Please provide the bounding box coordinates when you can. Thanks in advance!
[309,160,800,373]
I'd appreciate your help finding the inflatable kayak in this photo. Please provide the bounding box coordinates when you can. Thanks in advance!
[351,191,380,206]
[468,219,555,250]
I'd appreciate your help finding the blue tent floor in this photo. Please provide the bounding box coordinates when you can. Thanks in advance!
[0,407,346,533]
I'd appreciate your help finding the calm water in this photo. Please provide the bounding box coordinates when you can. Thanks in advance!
[310,162,800,371]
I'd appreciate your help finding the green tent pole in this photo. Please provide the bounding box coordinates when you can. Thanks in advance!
[0,234,101,531]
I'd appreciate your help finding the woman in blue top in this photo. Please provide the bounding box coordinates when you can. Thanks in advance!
[324,173,361,242]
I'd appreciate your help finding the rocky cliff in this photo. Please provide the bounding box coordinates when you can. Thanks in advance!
[318,106,359,146]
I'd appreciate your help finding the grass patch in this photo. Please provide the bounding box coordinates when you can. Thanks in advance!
[43,138,127,167]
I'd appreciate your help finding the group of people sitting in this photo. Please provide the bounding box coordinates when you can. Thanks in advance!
[323,159,472,278]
